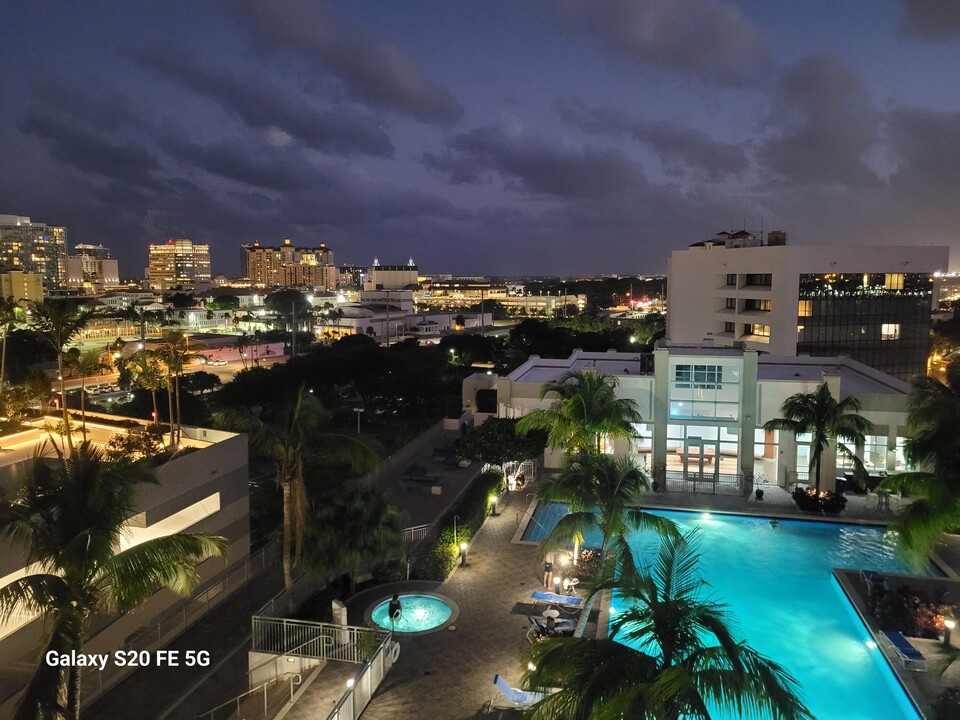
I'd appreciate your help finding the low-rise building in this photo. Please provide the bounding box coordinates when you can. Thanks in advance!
[465,342,914,494]
[0,418,250,713]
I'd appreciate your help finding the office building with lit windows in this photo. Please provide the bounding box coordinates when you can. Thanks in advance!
[666,231,949,380]
[0,215,68,287]
[240,238,336,290]
[147,238,211,290]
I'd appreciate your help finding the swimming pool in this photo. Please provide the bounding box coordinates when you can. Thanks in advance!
[369,594,453,633]
[525,503,926,720]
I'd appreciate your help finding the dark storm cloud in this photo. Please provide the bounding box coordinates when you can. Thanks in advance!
[18,111,162,189]
[229,0,464,125]
[758,56,881,188]
[134,51,394,157]
[422,125,647,199]
[553,98,748,180]
[158,130,320,193]
[901,0,960,40]
[887,106,960,203]
[546,0,770,86]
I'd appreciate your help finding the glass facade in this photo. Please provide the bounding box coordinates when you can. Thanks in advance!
[669,360,740,420]
[796,272,933,380]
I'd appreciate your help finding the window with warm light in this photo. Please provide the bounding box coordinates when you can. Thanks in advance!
[798,300,812,317]
[881,323,900,340]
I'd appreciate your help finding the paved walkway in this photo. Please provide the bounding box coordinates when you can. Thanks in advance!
[355,490,540,719]
[83,567,285,720]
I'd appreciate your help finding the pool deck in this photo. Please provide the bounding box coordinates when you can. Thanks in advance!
[349,482,960,719]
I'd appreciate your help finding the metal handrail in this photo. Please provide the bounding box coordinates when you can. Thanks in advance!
[193,673,301,720]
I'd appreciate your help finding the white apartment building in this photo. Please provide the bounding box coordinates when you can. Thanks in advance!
[667,231,949,380]
[0,419,251,714]
[464,344,914,495]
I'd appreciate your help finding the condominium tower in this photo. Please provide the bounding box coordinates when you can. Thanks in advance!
[0,215,67,286]
[241,239,336,290]
[666,231,949,380]
[147,239,211,290]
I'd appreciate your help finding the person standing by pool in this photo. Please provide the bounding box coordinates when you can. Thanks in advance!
[542,552,554,589]
[388,594,402,628]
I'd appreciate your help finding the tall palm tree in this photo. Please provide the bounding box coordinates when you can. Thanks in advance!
[763,382,872,492]
[539,454,676,580]
[883,368,960,566]
[0,295,24,391]
[516,370,642,457]
[127,351,164,426]
[217,387,377,602]
[0,442,227,720]
[28,301,95,453]
[153,330,202,445]
[303,486,402,594]
[65,349,110,440]
[523,534,812,720]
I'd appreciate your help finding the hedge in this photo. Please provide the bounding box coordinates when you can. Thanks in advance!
[412,469,505,580]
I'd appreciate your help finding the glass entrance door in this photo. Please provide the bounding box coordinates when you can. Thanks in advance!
[685,439,718,480]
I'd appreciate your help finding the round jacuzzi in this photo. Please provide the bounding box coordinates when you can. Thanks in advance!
[368,593,458,634]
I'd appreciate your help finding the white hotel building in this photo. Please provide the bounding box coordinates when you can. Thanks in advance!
[463,344,913,496]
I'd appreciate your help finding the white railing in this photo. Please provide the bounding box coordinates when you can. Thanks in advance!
[401,523,434,545]
[251,617,390,665]
[193,673,301,720]
[326,634,395,720]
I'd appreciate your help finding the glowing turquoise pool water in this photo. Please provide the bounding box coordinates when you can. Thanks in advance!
[526,504,928,720]
[370,594,452,633]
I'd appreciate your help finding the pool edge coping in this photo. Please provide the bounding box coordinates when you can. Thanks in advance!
[363,591,460,637]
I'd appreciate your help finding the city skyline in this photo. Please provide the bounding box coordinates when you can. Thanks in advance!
[2,1,960,278]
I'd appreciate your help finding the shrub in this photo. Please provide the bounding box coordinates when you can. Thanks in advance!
[412,469,504,581]
[792,487,847,514]
[873,585,954,639]
[104,427,166,462]
[934,686,960,720]
[371,558,407,584]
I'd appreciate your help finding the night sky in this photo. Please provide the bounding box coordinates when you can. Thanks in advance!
[2,1,959,277]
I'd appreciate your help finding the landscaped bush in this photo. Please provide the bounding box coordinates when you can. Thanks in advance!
[873,585,954,639]
[371,558,407,584]
[66,411,139,428]
[792,487,847,514]
[412,469,504,580]
[104,427,165,462]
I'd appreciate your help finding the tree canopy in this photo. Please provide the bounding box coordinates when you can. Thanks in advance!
[458,417,547,466]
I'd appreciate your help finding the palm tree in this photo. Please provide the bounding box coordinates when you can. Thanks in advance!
[217,387,377,603]
[0,441,227,720]
[883,368,960,566]
[65,349,110,440]
[127,351,164,427]
[538,454,676,581]
[763,382,872,492]
[516,370,642,457]
[0,295,23,391]
[153,330,202,445]
[523,533,812,720]
[303,486,402,594]
[27,301,95,453]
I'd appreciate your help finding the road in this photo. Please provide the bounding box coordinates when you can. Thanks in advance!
[59,355,287,391]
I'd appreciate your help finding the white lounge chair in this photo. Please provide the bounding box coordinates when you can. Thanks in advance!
[491,674,547,709]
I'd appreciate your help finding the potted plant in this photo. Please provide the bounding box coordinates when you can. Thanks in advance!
[792,486,847,514]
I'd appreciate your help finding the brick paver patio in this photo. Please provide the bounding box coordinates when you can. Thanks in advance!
[355,489,540,719]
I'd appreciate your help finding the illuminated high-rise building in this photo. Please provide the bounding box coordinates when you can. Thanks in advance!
[0,215,67,287]
[241,239,336,290]
[147,239,211,290]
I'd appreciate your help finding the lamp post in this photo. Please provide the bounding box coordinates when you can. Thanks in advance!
[945,617,955,648]
[459,541,468,566]
[354,407,365,434]
[489,493,498,516]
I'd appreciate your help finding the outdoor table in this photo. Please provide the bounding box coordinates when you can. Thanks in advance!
[876,489,891,512]
[542,608,560,619]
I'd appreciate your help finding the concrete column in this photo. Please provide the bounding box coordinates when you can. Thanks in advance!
[739,351,759,482]
[652,348,670,484]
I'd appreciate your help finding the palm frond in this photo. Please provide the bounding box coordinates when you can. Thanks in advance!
[98,533,228,611]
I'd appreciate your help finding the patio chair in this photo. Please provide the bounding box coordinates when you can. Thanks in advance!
[881,631,927,671]
[531,591,583,607]
[491,674,548,709]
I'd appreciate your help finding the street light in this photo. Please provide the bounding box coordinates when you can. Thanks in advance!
[354,407,365,433]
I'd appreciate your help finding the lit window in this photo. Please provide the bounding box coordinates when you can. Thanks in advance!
[798,300,812,317]
[881,323,900,340]
[884,274,904,291]
[748,324,770,337]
